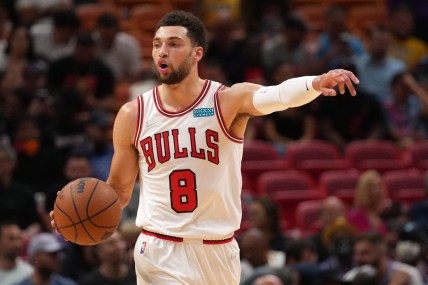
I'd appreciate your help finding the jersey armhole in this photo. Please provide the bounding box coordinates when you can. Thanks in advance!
[214,86,244,144]
[134,95,144,149]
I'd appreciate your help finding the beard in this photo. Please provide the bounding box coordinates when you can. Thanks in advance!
[38,264,57,279]
[157,54,193,85]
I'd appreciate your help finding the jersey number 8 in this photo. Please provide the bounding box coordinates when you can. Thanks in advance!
[169,169,197,213]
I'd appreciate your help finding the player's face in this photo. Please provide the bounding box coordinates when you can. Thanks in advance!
[152,26,200,84]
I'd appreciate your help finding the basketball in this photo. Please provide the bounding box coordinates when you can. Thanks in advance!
[53,177,122,245]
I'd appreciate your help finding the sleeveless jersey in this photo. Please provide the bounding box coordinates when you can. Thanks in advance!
[134,80,243,239]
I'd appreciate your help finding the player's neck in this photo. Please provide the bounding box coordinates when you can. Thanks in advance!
[159,74,206,112]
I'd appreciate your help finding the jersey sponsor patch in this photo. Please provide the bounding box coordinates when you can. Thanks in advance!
[193,107,214,117]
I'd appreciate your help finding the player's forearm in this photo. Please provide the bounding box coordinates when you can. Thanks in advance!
[252,76,321,114]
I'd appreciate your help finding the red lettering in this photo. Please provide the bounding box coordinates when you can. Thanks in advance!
[140,137,156,172]
[172,129,188,159]
[206,130,219,164]
[155,132,171,163]
[188,128,205,159]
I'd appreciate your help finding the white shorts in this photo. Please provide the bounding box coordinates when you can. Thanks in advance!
[134,230,241,285]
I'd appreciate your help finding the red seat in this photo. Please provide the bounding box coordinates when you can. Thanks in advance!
[345,140,409,173]
[319,169,360,204]
[382,169,426,205]
[405,140,428,171]
[285,140,350,180]
[241,160,289,195]
[243,140,281,161]
[295,200,323,237]
[241,141,284,194]
[258,170,326,227]
[257,170,317,195]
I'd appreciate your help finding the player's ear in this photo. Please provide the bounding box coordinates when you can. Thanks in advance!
[193,47,203,62]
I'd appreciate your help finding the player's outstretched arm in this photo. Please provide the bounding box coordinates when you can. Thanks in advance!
[107,101,140,209]
[232,68,359,117]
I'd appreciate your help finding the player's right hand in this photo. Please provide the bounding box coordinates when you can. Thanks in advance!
[50,191,68,241]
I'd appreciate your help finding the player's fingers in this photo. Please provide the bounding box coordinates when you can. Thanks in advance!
[331,70,356,96]
[321,87,336,96]
[344,75,357,96]
[49,210,54,219]
[337,69,360,84]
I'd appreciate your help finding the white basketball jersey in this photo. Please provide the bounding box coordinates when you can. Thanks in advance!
[134,80,243,239]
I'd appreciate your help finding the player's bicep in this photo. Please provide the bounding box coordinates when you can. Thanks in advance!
[225,83,265,116]
[107,102,139,208]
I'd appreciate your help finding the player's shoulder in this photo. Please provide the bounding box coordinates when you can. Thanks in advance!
[218,82,262,98]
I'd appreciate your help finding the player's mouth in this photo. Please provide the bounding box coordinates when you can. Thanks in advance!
[158,61,170,74]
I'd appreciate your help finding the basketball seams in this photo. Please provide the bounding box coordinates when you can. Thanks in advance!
[85,197,120,228]
[54,177,121,245]
[59,197,120,229]
[70,181,97,243]
[54,201,77,241]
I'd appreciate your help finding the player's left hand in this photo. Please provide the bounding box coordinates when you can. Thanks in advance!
[313,69,359,96]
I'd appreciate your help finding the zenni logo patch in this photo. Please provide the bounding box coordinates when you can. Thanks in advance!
[193,108,214,117]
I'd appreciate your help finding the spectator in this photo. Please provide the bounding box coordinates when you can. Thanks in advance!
[310,196,347,262]
[388,0,428,43]
[388,3,428,70]
[0,221,33,285]
[318,217,357,280]
[316,6,366,72]
[343,232,423,285]
[47,32,115,112]
[408,170,428,236]
[354,25,407,105]
[384,72,428,147]
[94,13,142,83]
[247,267,296,285]
[239,228,285,284]
[283,238,319,285]
[262,14,314,76]
[12,116,64,194]
[348,170,388,235]
[79,231,135,285]
[15,232,76,285]
[0,142,39,233]
[204,11,247,84]
[0,25,43,94]
[31,9,80,62]
[253,274,285,285]
[247,197,288,251]
[57,243,98,283]
[83,109,114,181]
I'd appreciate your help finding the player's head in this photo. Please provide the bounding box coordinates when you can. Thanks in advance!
[155,10,207,55]
[153,11,207,84]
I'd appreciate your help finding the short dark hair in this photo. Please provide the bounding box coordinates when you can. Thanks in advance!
[155,10,208,55]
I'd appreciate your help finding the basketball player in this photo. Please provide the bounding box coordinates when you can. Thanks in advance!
[51,10,359,285]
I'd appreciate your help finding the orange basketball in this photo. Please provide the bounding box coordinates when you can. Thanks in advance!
[53,177,122,245]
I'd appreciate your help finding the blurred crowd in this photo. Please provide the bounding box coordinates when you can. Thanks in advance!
[0,0,428,284]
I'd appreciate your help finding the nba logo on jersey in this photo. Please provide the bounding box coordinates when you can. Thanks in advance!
[140,241,147,254]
